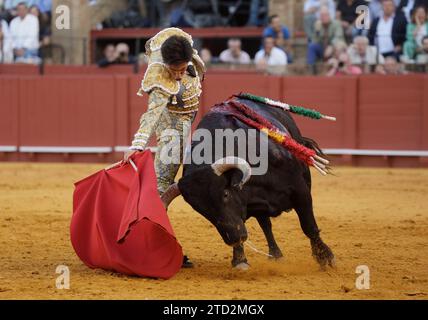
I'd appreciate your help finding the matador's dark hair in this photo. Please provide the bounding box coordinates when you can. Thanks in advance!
[161,35,193,66]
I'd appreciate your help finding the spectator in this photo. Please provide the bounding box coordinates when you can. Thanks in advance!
[326,51,363,76]
[307,6,345,68]
[403,6,428,60]
[4,0,31,19]
[369,0,401,21]
[115,42,137,65]
[3,1,50,21]
[336,0,368,42]
[377,55,408,73]
[415,35,428,62]
[303,0,336,41]
[263,14,292,61]
[368,0,408,60]
[29,4,50,44]
[324,39,348,59]
[10,2,40,64]
[200,48,213,66]
[255,36,287,74]
[1,17,13,63]
[219,38,251,64]
[347,36,385,67]
[97,43,117,68]
[398,0,428,22]
[97,43,137,68]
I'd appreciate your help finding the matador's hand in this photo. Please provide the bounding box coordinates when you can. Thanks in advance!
[123,150,139,163]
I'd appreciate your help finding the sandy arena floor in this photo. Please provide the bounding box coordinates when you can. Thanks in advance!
[0,163,427,300]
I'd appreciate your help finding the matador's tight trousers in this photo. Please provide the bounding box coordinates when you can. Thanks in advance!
[154,109,196,196]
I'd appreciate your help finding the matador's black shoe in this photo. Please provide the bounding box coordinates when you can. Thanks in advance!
[182,255,194,268]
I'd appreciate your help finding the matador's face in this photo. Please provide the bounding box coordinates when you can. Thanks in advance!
[167,62,189,81]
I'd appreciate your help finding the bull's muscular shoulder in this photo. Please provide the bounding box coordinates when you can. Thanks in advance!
[246,177,294,218]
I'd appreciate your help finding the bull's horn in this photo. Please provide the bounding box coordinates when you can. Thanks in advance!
[211,157,252,188]
[161,183,181,210]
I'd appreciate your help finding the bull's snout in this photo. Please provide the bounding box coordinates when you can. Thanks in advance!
[220,225,248,247]
[229,234,248,248]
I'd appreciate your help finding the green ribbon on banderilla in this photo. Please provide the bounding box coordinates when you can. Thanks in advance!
[236,93,337,122]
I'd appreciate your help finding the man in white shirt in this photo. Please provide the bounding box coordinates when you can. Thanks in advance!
[368,0,408,59]
[255,36,287,74]
[377,14,395,54]
[219,38,251,64]
[9,2,40,64]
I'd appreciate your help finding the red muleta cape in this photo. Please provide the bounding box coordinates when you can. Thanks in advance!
[70,151,183,279]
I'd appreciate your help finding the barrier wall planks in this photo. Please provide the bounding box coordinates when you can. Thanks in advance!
[282,76,357,150]
[19,76,116,147]
[0,64,39,75]
[0,77,20,147]
[1,69,427,167]
[114,76,130,148]
[358,74,424,150]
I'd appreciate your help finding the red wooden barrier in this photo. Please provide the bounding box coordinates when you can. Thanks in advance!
[0,77,20,147]
[114,76,130,148]
[91,27,264,40]
[128,75,151,147]
[0,64,143,76]
[19,76,116,146]
[0,64,39,75]
[422,78,428,166]
[358,74,424,150]
[281,76,357,149]
[44,64,137,75]
[1,71,427,167]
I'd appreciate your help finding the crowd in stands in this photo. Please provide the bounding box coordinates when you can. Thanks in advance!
[2,0,428,75]
[231,0,427,75]
[292,0,428,75]
[0,0,51,64]
[97,42,138,68]
[99,0,423,75]
[154,0,426,76]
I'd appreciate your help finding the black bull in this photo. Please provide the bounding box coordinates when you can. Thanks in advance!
[162,97,335,270]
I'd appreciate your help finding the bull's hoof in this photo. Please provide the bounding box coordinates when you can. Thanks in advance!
[234,262,250,270]
[310,238,335,270]
[268,248,284,260]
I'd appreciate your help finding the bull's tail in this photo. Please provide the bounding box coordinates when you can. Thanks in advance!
[300,136,333,173]
[300,136,325,158]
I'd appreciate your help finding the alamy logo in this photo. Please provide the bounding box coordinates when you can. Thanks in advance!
[55,5,71,30]
[56,265,70,289]
[158,121,269,175]
[355,265,370,290]
[355,5,370,30]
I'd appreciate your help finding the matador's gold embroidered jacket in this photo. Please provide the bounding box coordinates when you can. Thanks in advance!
[130,28,206,151]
